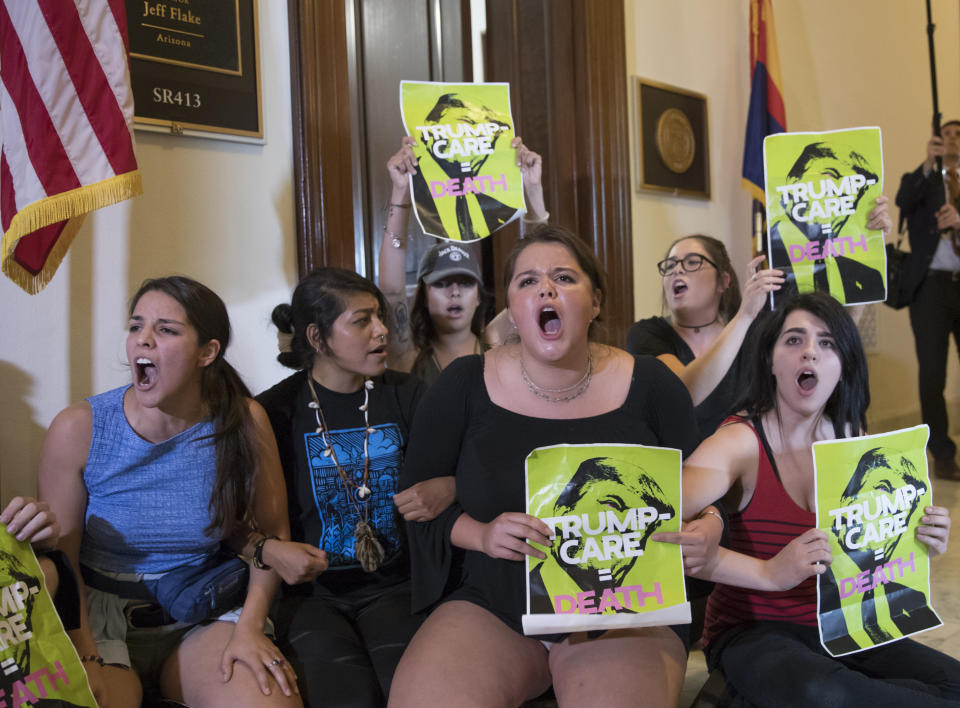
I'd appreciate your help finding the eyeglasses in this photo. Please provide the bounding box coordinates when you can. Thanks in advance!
[656,253,718,276]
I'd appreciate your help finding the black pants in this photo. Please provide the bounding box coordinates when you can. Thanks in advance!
[909,271,960,460]
[706,622,960,707]
[271,580,422,708]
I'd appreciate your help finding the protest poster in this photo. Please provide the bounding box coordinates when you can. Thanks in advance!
[399,81,525,242]
[813,425,942,657]
[522,443,690,636]
[0,529,96,707]
[764,127,886,307]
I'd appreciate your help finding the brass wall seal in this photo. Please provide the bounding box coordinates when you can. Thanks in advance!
[656,108,695,174]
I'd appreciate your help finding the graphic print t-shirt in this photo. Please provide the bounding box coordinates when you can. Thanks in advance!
[303,418,403,567]
[257,370,423,594]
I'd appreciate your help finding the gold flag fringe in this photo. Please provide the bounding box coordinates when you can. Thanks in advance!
[741,177,766,205]
[2,215,85,295]
[2,171,142,295]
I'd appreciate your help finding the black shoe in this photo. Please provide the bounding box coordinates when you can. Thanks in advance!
[933,457,960,480]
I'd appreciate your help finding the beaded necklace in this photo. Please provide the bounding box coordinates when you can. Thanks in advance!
[306,376,385,572]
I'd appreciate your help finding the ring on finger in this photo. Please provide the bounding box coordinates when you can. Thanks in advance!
[269,658,282,667]
[751,272,758,281]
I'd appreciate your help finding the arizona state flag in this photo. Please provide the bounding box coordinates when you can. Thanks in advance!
[742,0,786,203]
[0,1,142,294]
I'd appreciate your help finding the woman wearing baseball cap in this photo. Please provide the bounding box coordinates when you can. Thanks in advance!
[379,136,548,386]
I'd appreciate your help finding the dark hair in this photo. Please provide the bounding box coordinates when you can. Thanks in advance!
[786,143,878,184]
[129,276,254,537]
[661,234,741,322]
[943,120,960,130]
[502,225,607,338]
[555,457,670,516]
[737,292,868,439]
[842,448,923,506]
[410,280,489,370]
[272,267,387,370]
[425,93,509,129]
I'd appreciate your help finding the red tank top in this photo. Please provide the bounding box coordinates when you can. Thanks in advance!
[702,417,818,645]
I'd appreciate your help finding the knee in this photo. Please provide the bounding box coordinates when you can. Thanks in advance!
[789,667,852,708]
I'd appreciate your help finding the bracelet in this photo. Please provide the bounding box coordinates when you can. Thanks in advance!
[390,202,411,209]
[79,655,104,666]
[253,535,278,570]
[697,509,724,530]
[522,210,549,224]
[384,227,406,249]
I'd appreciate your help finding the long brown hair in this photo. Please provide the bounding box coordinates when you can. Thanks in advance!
[129,276,255,537]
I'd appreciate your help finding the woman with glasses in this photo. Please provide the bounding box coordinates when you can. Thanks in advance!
[627,235,782,439]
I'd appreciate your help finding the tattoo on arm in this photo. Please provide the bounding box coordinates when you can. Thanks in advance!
[394,302,411,343]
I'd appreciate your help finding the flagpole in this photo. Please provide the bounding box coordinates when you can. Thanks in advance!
[753,201,765,257]
[926,0,943,174]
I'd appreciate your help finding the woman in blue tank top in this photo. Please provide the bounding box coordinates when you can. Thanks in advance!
[37,277,302,708]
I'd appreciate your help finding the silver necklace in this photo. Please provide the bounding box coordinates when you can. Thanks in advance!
[521,353,594,402]
[306,376,385,572]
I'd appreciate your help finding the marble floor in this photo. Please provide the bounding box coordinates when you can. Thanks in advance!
[916,474,960,658]
[679,472,960,706]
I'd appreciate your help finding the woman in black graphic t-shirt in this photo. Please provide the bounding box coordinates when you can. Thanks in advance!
[254,268,454,708]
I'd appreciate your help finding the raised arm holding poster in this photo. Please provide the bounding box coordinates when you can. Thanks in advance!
[399,81,525,242]
[522,443,690,636]
[814,425,942,657]
[764,127,886,307]
[0,528,96,707]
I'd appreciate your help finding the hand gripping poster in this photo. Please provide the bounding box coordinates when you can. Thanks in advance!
[764,127,886,308]
[522,444,690,636]
[813,425,942,657]
[0,529,96,707]
[400,81,525,242]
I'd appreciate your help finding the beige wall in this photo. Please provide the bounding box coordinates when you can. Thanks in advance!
[4,0,960,498]
[626,0,960,431]
[0,1,296,498]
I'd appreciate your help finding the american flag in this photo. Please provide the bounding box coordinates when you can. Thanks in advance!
[1,0,141,294]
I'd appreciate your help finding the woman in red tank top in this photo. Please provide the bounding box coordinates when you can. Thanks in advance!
[677,292,960,706]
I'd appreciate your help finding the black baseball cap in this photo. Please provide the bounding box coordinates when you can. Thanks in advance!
[417,242,482,285]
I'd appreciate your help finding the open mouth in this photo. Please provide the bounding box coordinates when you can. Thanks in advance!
[369,345,387,355]
[672,281,688,295]
[447,305,464,316]
[539,306,562,335]
[135,357,157,387]
[797,370,818,392]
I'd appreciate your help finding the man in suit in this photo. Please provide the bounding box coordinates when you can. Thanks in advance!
[897,121,960,480]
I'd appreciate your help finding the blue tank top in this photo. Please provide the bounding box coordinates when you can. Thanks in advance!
[81,386,220,573]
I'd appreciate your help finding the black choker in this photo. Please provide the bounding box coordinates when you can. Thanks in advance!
[674,316,719,334]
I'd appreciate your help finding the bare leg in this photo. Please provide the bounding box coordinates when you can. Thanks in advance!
[65,630,143,708]
[550,626,686,708]
[159,621,303,708]
[97,665,144,708]
[388,601,550,708]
